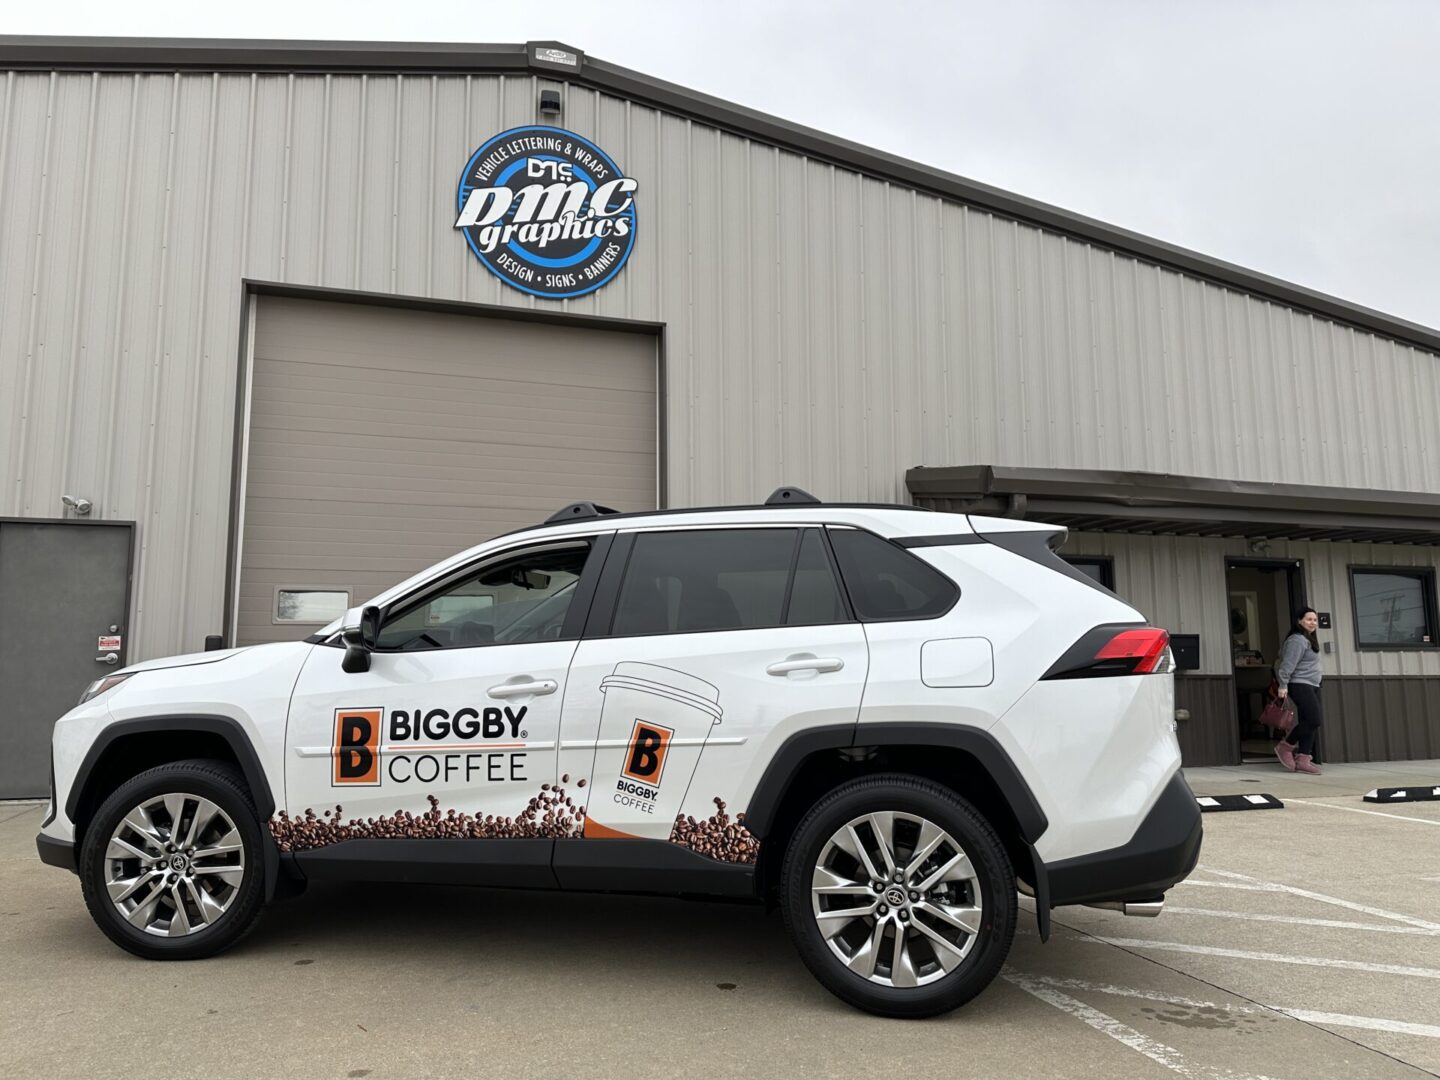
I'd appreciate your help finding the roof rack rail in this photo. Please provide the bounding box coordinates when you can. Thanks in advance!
[545,501,621,524]
[764,486,821,506]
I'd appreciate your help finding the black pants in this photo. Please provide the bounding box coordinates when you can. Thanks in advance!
[1285,682,1323,757]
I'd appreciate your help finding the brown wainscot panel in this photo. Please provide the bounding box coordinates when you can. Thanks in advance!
[1174,675,1239,767]
[1320,677,1440,763]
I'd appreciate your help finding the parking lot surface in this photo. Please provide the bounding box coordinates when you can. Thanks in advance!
[4,783,1438,1079]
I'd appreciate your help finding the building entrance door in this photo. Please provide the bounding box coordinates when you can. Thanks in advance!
[0,520,133,798]
[1225,557,1305,763]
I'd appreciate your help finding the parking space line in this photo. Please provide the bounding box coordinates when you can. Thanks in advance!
[1162,906,1440,937]
[1193,867,1440,932]
[1086,938,1440,980]
[1024,976,1440,1040]
[1001,970,1280,1080]
[1285,798,1440,828]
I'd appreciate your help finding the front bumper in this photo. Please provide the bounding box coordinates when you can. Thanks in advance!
[36,833,77,873]
[1045,770,1202,907]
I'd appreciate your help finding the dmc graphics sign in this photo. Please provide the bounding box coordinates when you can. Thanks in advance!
[454,125,638,299]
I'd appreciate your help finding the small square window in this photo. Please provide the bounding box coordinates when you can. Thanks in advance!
[275,588,351,624]
[1062,556,1116,592]
[1349,568,1439,649]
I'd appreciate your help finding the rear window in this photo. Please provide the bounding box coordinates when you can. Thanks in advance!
[827,528,958,621]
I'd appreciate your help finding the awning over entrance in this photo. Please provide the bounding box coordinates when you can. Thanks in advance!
[905,465,1440,545]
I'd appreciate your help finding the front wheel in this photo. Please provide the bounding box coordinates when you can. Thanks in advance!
[79,759,267,959]
[780,774,1016,1017]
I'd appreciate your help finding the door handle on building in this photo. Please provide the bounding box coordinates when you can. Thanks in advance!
[766,656,844,676]
[487,679,558,699]
[96,652,119,666]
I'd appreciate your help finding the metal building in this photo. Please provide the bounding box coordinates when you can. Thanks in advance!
[2,36,1439,796]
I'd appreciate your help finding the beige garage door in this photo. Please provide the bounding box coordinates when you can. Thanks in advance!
[236,296,658,645]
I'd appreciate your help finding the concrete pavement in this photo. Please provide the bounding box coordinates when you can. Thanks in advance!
[3,790,1438,1079]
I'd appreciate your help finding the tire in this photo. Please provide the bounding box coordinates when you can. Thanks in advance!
[79,759,267,960]
[780,773,1016,1018]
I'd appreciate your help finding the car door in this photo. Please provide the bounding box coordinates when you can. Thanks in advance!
[282,535,607,845]
[558,526,868,857]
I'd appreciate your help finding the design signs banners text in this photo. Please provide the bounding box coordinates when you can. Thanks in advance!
[454,125,638,299]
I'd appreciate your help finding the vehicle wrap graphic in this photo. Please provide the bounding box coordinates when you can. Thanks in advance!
[279,662,760,863]
[329,705,530,788]
[270,780,588,851]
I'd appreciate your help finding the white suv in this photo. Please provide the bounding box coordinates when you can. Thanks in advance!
[37,489,1200,1017]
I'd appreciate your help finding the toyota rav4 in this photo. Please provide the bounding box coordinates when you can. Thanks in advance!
[37,489,1201,1017]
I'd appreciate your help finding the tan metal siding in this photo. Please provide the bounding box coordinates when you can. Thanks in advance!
[1062,532,1440,677]
[237,296,656,644]
[3,69,1440,658]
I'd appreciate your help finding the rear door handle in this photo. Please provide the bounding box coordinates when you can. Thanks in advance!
[487,679,558,699]
[766,656,844,676]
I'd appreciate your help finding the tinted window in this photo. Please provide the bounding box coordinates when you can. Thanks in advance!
[1062,556,1116,592]
[613,529,800,635]
[787,529,848,626]
[1352,569,1437,647]
[828,528,958,621]
[377,542,590,650]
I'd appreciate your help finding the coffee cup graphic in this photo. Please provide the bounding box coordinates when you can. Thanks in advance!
[584,661,723,839]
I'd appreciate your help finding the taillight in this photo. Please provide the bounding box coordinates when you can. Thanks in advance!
[1095,628,1170,674]
[1043,625,1172,679]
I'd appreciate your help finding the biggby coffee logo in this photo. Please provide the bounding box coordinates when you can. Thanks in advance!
[330,705,531,788]
[621,720,673,788]
[454,125,637,299]
[333,708,381,786]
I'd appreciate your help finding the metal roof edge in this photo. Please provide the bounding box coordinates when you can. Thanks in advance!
[2,34,1438,355]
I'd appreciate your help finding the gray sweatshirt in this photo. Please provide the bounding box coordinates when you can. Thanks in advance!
[1275,633,1322,689]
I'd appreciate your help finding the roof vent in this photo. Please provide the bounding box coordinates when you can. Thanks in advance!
[545,501,620,524]
[764,486,822,507]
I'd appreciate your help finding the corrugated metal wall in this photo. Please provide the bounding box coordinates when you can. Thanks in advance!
[1062,531,1440,676]
[4,68,1440,660]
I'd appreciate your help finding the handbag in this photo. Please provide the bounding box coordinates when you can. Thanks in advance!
[1258,688,1296,735]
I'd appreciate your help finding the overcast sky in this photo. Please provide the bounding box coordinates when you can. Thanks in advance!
[8,1,1440,329]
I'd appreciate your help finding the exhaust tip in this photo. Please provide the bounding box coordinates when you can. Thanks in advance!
[1085,897,1165,917]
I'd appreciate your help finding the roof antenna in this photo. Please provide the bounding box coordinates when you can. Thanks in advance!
[764,486,822,506]
[545,501,620,523]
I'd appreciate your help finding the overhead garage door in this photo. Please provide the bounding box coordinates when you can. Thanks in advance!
[237,296,658,645]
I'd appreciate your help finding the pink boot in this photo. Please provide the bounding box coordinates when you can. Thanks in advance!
[1274,741,1296,771]
[1294,753,1322,775]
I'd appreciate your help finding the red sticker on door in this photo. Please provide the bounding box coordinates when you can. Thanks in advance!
[97,635,122,651]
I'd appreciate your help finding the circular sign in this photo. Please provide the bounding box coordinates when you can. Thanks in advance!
[454,125,638,300]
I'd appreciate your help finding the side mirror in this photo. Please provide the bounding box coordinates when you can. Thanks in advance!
[339,604,382,674]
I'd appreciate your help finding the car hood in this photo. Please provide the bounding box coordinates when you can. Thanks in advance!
[120,643,272,674]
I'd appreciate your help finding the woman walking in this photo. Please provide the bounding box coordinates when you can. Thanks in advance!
[1275,607,1324,774]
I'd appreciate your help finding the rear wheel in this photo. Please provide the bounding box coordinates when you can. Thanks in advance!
[79,760,267,959]
[780,774,1016,1017]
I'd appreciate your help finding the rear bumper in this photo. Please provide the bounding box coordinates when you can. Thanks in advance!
[36,833,77,873]
[1045,770,1201,907]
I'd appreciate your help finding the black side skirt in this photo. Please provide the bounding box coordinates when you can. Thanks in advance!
[289,838,757,900]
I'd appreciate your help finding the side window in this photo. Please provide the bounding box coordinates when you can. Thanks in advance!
[376,541,591,650]
[612,529,799,636]
[787,529,848,626]
[827,527,958,621]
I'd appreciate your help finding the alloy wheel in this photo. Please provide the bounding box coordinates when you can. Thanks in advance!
[810,811,983,987]
[103,792,246,937]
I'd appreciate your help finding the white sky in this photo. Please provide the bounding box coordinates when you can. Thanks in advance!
[7,0,1439,329]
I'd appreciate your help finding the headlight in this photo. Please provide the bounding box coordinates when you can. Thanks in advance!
[78,673,132,705]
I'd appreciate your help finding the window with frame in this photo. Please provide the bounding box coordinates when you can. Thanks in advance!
[610,528,848,636]
[375,541,592,650]
[826,527,958,621]
[1350,567,1438,648]
[1061,556,1116,592]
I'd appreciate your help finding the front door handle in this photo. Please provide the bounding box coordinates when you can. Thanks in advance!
[487,678,558,699]
[96,652,119,666]
[766,656,844,676]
